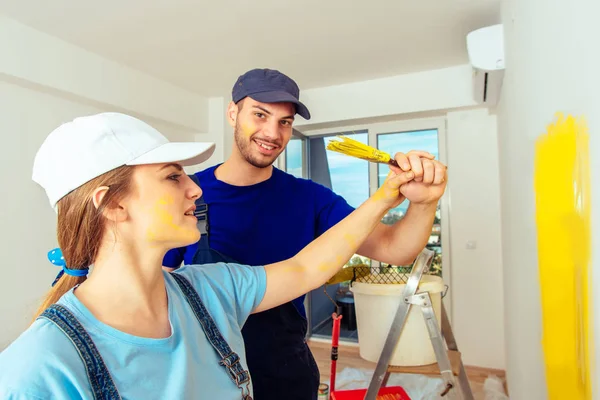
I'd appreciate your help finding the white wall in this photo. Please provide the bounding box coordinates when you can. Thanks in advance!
[0,13,509,373]
[498,0,600,398]
[0,80,206,349]
[0,81,100,349]
[446,109,505,369]
[185,97,228,175]
[0,15,208,132]
[0,16,220,350]
[220,91,236,162]
[297,67,505,369]
[296,65,478,128]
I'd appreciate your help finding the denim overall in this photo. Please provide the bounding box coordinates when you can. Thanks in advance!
[39,272,253,400]
[188,176,320,400]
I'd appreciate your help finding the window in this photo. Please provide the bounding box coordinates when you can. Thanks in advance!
[285,136,304,178]
[323,132,369,209]
[310,132,371,341]
[375,129,443,277]
[284,118,449,344]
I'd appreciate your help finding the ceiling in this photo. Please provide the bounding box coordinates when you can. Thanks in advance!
[0,0,500,97]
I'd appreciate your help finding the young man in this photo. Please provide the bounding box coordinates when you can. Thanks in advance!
[163,68,448,399]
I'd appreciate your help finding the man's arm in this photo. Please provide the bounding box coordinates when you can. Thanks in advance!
[254,170,414,314]
[357,202,436,266]
[357,150,447,266]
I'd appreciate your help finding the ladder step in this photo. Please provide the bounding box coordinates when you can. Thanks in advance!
[386,350,463,377]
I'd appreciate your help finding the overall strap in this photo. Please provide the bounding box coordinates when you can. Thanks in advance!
[189,174,209,236]
[39,304,121,400]
[170,272,253,400]
[188,173,239,265]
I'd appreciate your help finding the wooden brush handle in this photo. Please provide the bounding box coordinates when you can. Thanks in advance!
[387,159,400,168]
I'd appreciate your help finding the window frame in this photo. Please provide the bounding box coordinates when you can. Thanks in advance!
[277,129,309,178]
[284,116,452,342]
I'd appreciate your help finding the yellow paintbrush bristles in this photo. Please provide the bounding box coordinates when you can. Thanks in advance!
[326,136,396,166]
[534,112,592,399]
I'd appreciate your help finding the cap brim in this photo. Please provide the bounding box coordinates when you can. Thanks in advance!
[249,91,311,120]
[127,142,216,167]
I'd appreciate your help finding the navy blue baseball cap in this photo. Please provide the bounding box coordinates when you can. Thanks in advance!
[232,68,311,120]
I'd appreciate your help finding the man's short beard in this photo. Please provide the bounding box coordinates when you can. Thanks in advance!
[234,123,277,169]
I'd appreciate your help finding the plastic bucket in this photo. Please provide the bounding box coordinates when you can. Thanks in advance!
[350,274,444,366]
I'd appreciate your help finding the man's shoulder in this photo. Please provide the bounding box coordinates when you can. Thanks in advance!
[271,169,351,212]
[273,168,330,191]
[193,165,219,183]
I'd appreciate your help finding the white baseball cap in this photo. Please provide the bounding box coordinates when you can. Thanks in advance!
[32,112,216,209]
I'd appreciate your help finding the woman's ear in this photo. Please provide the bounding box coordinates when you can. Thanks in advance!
[92,186,127,222]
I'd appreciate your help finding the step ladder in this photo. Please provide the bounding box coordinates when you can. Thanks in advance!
[364,248,474,400]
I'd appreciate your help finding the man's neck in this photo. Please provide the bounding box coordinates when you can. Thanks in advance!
[215,153,274,186]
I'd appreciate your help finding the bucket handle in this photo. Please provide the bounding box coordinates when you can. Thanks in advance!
[323,285,341,315]
[442,284,449,298]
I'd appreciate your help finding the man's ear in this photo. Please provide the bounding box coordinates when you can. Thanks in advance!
[226,101,238,128]
[92,186,127,222]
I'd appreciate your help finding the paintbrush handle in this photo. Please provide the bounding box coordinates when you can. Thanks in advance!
[387,159,400,168]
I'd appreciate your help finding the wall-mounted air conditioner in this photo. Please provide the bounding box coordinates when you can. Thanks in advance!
[466,24,505,106]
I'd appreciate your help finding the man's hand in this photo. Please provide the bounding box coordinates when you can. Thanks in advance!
[389,150,447,205]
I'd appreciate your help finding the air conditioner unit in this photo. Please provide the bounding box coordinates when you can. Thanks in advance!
[466,24,505,105]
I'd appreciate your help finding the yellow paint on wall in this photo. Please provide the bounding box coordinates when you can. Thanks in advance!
[534,112,592,399]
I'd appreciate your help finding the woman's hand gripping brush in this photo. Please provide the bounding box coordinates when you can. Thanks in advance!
[254,169,415,313]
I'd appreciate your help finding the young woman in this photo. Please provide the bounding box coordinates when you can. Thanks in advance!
[0,112,415,400]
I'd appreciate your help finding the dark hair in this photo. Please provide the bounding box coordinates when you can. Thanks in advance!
[236,98,246,112]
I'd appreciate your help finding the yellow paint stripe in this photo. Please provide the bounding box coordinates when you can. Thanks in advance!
[534,112,592,399]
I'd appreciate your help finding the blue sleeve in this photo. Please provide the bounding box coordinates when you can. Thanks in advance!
[178,263,267,327]
[163,247,185,269]
[222,263,267,325]
[311,182,356,236]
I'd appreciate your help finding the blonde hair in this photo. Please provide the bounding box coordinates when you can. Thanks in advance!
[32,166,135,321]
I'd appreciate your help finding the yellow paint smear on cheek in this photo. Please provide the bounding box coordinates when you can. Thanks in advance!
[534,112,592,399]
[241,122,255,138]
[146,195,199,243]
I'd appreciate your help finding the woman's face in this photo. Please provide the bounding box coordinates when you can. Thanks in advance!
[123,163,202,249]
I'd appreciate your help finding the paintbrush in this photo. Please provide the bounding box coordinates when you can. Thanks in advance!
[326,136,400,167]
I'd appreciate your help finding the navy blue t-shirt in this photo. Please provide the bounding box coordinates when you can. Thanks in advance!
[163,165,355,316]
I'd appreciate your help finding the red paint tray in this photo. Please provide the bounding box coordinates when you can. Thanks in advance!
[331,386,411,400]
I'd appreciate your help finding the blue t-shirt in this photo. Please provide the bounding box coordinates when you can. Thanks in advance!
[163,166,355,316]
[0,264,266,400]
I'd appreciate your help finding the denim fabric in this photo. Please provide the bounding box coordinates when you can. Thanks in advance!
[39,276,254,400]
[40,305,121,400]
[171,272,252,399]
[169,172,323,400]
